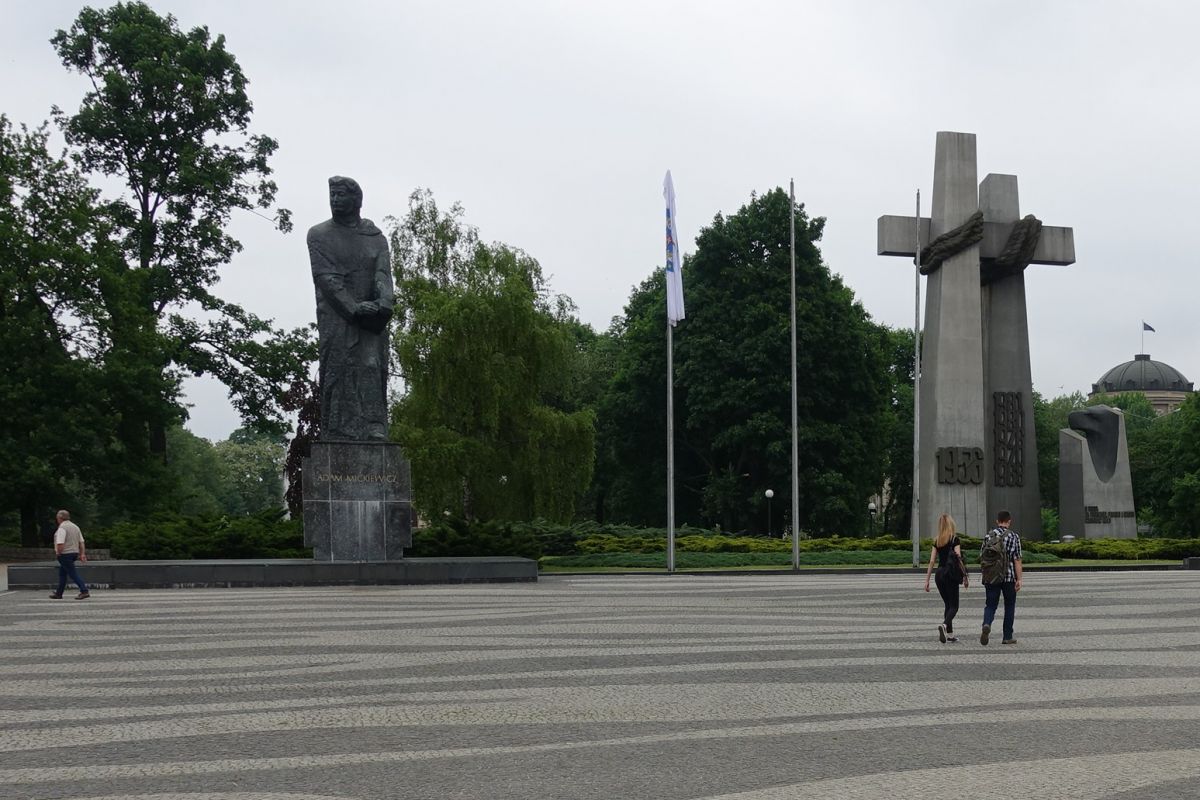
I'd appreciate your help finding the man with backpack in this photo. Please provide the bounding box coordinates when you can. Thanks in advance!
[979,510,1023,645]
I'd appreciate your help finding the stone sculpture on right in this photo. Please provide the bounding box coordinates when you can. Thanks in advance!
[1059,405,1136,539]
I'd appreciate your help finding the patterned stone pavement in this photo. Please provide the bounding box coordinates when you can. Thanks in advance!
[2,571,1200,800]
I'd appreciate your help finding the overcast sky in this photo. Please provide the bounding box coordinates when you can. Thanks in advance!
[4,0,1197,441]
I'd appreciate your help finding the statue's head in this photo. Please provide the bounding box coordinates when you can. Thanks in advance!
[1067,405,1123,482]
[328,176,363,219]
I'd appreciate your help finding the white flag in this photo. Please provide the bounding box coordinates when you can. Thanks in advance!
[664,170,685,325]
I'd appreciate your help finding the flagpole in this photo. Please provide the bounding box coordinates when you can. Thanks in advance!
[667,320,676,574]
[1141,320,1144,355]
[789,180,800,571]
[663,170,684,575]
[912,189,922,569]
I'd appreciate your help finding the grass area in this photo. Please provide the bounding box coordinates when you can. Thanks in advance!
[1031,559,1178,568]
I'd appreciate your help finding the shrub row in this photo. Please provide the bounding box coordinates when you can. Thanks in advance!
[543,549,1061,569]
[86,509,305,560]
[73,514,1199,562]
[1025,537,1200,560]
[409,517,541,560]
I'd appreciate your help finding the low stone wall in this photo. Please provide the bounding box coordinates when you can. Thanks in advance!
[5,557,537,588]
[0,547,111,563]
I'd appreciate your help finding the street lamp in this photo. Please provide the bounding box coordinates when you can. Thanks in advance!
[868,500,877,537]
[765,489,775,537]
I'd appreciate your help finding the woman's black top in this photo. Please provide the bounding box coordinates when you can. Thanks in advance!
[936,535,961,575]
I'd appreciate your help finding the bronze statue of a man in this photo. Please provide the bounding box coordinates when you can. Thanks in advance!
[307,176,394,440]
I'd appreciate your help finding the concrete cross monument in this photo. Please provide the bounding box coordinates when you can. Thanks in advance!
[878,132,1075,540]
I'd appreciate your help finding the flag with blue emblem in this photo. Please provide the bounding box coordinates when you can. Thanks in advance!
[664,170,685,325]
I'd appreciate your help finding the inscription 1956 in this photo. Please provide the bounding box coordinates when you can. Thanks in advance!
[936,446,984,485]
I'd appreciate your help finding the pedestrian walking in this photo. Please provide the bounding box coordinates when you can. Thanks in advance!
[49,510,89,600]
[979,510,1023,645]
[924,512,968,643]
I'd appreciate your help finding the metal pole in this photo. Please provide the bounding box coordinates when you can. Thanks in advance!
[912,190,922,568]
[790,180,800,570]
[667,320,675,574]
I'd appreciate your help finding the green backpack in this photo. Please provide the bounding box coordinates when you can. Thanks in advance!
[980,528,1011,584]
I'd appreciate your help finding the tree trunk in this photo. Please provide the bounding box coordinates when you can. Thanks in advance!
[461,477,473,520]
[19,496,42,548]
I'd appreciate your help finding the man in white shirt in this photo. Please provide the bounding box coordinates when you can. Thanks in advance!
[50,509,90,600]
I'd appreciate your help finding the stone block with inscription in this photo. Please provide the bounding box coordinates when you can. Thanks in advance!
[302,440,413,561]
[1059,405,1136,539]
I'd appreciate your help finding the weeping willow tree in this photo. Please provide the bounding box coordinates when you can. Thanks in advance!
[388,190,594,522]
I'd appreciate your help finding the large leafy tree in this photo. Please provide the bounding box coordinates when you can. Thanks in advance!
[596,189,890,535]
[590,275,672,525]
[1032,390,1088,515]
[50,2,314,460]
[214,427,286,514]
[161,426,285,516]
[389,190,595,522]
[0,117,119,543]
[1151,393,1200,536]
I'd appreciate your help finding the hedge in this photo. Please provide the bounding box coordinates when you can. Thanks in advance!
[70,515,1200,562]
[543,550,1062,569]
[86,509,306,559]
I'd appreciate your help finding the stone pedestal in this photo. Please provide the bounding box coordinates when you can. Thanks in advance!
[1059,407,1136,539]
[302,440,413,561]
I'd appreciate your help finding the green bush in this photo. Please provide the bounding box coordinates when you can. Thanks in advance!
[1027,537,1200,560]
[409,517,541,560]
[88,509,305,559]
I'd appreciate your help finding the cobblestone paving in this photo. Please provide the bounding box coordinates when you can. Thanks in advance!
[2,572,1200,799]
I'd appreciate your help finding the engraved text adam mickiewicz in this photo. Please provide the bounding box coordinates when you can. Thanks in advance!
[316,473,399,484]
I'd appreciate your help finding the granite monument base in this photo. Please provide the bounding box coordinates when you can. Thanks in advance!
[302,439,413,561]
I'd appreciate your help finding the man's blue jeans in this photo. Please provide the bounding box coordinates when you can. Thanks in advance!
[56,553,88,595]
[983,581,1017,640]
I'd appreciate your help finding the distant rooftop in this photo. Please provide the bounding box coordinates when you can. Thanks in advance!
[1092,354,1193,395]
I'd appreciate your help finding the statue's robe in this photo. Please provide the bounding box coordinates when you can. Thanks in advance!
[307,217,394,440]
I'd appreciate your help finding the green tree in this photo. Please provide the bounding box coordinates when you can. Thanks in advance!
[388,190,595,522]
[877,326,916,536]
[50,2,314,468]
[1090,391,1199,534]
[1032,390,1088,514]
[162,426,227,516]
[595,189,890,535]
[588,276,671,526]
[213,427,285,514]
[0,117,122,544]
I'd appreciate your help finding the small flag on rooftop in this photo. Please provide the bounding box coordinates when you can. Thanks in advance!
[1143,321,1156,332]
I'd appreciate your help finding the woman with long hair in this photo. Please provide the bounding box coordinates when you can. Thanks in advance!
[923,512,968,643]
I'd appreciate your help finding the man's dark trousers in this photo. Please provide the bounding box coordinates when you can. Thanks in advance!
[983,581,1017,640]
[56,553,88,595]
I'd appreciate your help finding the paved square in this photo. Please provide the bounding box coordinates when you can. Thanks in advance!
[3,571,1200,799]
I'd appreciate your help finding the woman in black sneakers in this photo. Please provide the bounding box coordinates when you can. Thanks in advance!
[923,512,968,643]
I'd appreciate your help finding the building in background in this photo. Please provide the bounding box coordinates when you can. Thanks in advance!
[1090,354,1193,415]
